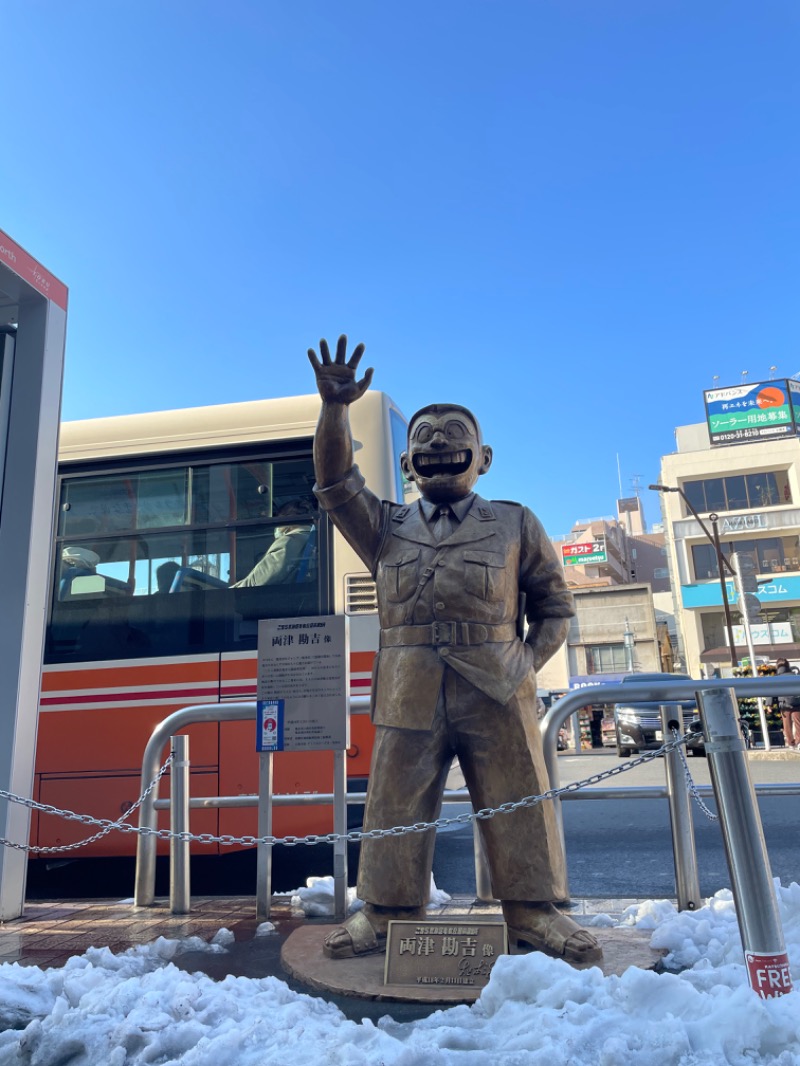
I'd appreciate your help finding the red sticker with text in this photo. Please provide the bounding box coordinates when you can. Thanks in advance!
[745,952,793,998]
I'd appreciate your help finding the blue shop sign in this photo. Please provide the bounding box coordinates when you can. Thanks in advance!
[681,575,800,608]
[569,674,625,688]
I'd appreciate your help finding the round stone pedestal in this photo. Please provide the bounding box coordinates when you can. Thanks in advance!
[280,924,664,1005]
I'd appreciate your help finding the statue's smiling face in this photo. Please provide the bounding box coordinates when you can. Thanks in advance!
[401,409,492,503]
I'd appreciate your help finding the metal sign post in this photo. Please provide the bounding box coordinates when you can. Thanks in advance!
[256,615,350,922]
[732,553,770,749]
[256,751,274,922]
[696,686,792,998]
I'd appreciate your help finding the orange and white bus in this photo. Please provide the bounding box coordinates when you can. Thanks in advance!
[33,390,412,885]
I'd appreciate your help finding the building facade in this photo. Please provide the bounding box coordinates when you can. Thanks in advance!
[658,421,800,677]
[552,498,671,593]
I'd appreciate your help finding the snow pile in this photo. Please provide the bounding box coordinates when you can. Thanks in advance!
[287,873,451,917]
[0,884,797,1064]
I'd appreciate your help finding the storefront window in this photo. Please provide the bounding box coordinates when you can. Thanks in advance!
[682,470,791,514]
[724,475,748,511]
[691,535,800,581]
[585,644,628,674]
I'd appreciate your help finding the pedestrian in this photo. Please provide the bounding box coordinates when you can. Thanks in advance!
[774,658,800,750]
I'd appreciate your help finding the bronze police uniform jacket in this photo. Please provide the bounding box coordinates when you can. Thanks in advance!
[315,466,574,731]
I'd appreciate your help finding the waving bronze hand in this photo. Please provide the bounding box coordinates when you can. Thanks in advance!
[307,334,374,406]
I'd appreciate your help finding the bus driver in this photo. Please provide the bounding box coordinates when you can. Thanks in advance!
[232,501,314,588]
[308,335,602,966]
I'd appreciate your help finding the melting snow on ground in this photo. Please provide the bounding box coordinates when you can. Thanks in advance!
[0,879,799,1065]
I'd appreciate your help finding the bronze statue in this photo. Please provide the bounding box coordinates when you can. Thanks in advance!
[308,335,601,965]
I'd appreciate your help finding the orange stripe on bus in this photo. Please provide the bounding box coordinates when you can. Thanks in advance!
[41,660,219,692]
[351,651,376,672]
[221,659,256,681]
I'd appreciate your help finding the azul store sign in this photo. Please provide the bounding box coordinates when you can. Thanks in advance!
[681,574,800,608]
[674,508,800,541]
[719,513,768,532]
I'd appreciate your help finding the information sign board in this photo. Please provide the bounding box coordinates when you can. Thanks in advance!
[256,615,349,752]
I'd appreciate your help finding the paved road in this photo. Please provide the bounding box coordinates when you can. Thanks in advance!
[432,751,800,900]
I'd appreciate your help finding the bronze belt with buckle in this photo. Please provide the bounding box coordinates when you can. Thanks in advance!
[380,622,517,648]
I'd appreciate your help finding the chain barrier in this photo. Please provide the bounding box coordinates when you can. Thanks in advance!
[0,754,175,854]
[672,726,719,822]
[0,731,696,853]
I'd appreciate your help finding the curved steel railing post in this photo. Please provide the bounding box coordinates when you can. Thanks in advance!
[540,676,800,901]
[135,697,371,907]
[541,675,800,789]
[134,703,258,906]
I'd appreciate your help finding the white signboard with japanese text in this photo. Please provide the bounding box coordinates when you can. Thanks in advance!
[727,622,793,647]
[257,615,349,752]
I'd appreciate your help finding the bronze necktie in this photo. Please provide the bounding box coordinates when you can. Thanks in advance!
[433,504,454,542]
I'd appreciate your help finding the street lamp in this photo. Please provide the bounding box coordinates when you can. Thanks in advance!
[623,616,636,672]
[649,484,738,670]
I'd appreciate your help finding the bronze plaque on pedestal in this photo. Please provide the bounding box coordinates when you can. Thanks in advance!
[384,920,508,989]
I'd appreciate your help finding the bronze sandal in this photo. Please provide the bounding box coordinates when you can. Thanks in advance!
[322,909,387,959]
[507,911,603,964]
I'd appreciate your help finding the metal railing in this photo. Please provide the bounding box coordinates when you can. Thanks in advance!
[135,696,372,906]
[541,675,800,790]
[135,677,800,912]
[540,676,800,891]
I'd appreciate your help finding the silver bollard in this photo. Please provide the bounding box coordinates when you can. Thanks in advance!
[660,705,701,911]
[170,734,191,915]
[697,687,793,998]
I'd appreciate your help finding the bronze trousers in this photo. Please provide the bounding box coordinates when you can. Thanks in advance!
[357,665,568,907]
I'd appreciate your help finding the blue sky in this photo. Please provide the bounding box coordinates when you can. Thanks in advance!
[4,1,798,536]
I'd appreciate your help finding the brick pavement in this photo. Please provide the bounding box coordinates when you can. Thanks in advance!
[0,894,650,972]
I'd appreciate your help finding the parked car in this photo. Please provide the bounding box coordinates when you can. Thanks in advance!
[682,710,751,757]
[684,715,707,757]
[613,672,696,757]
